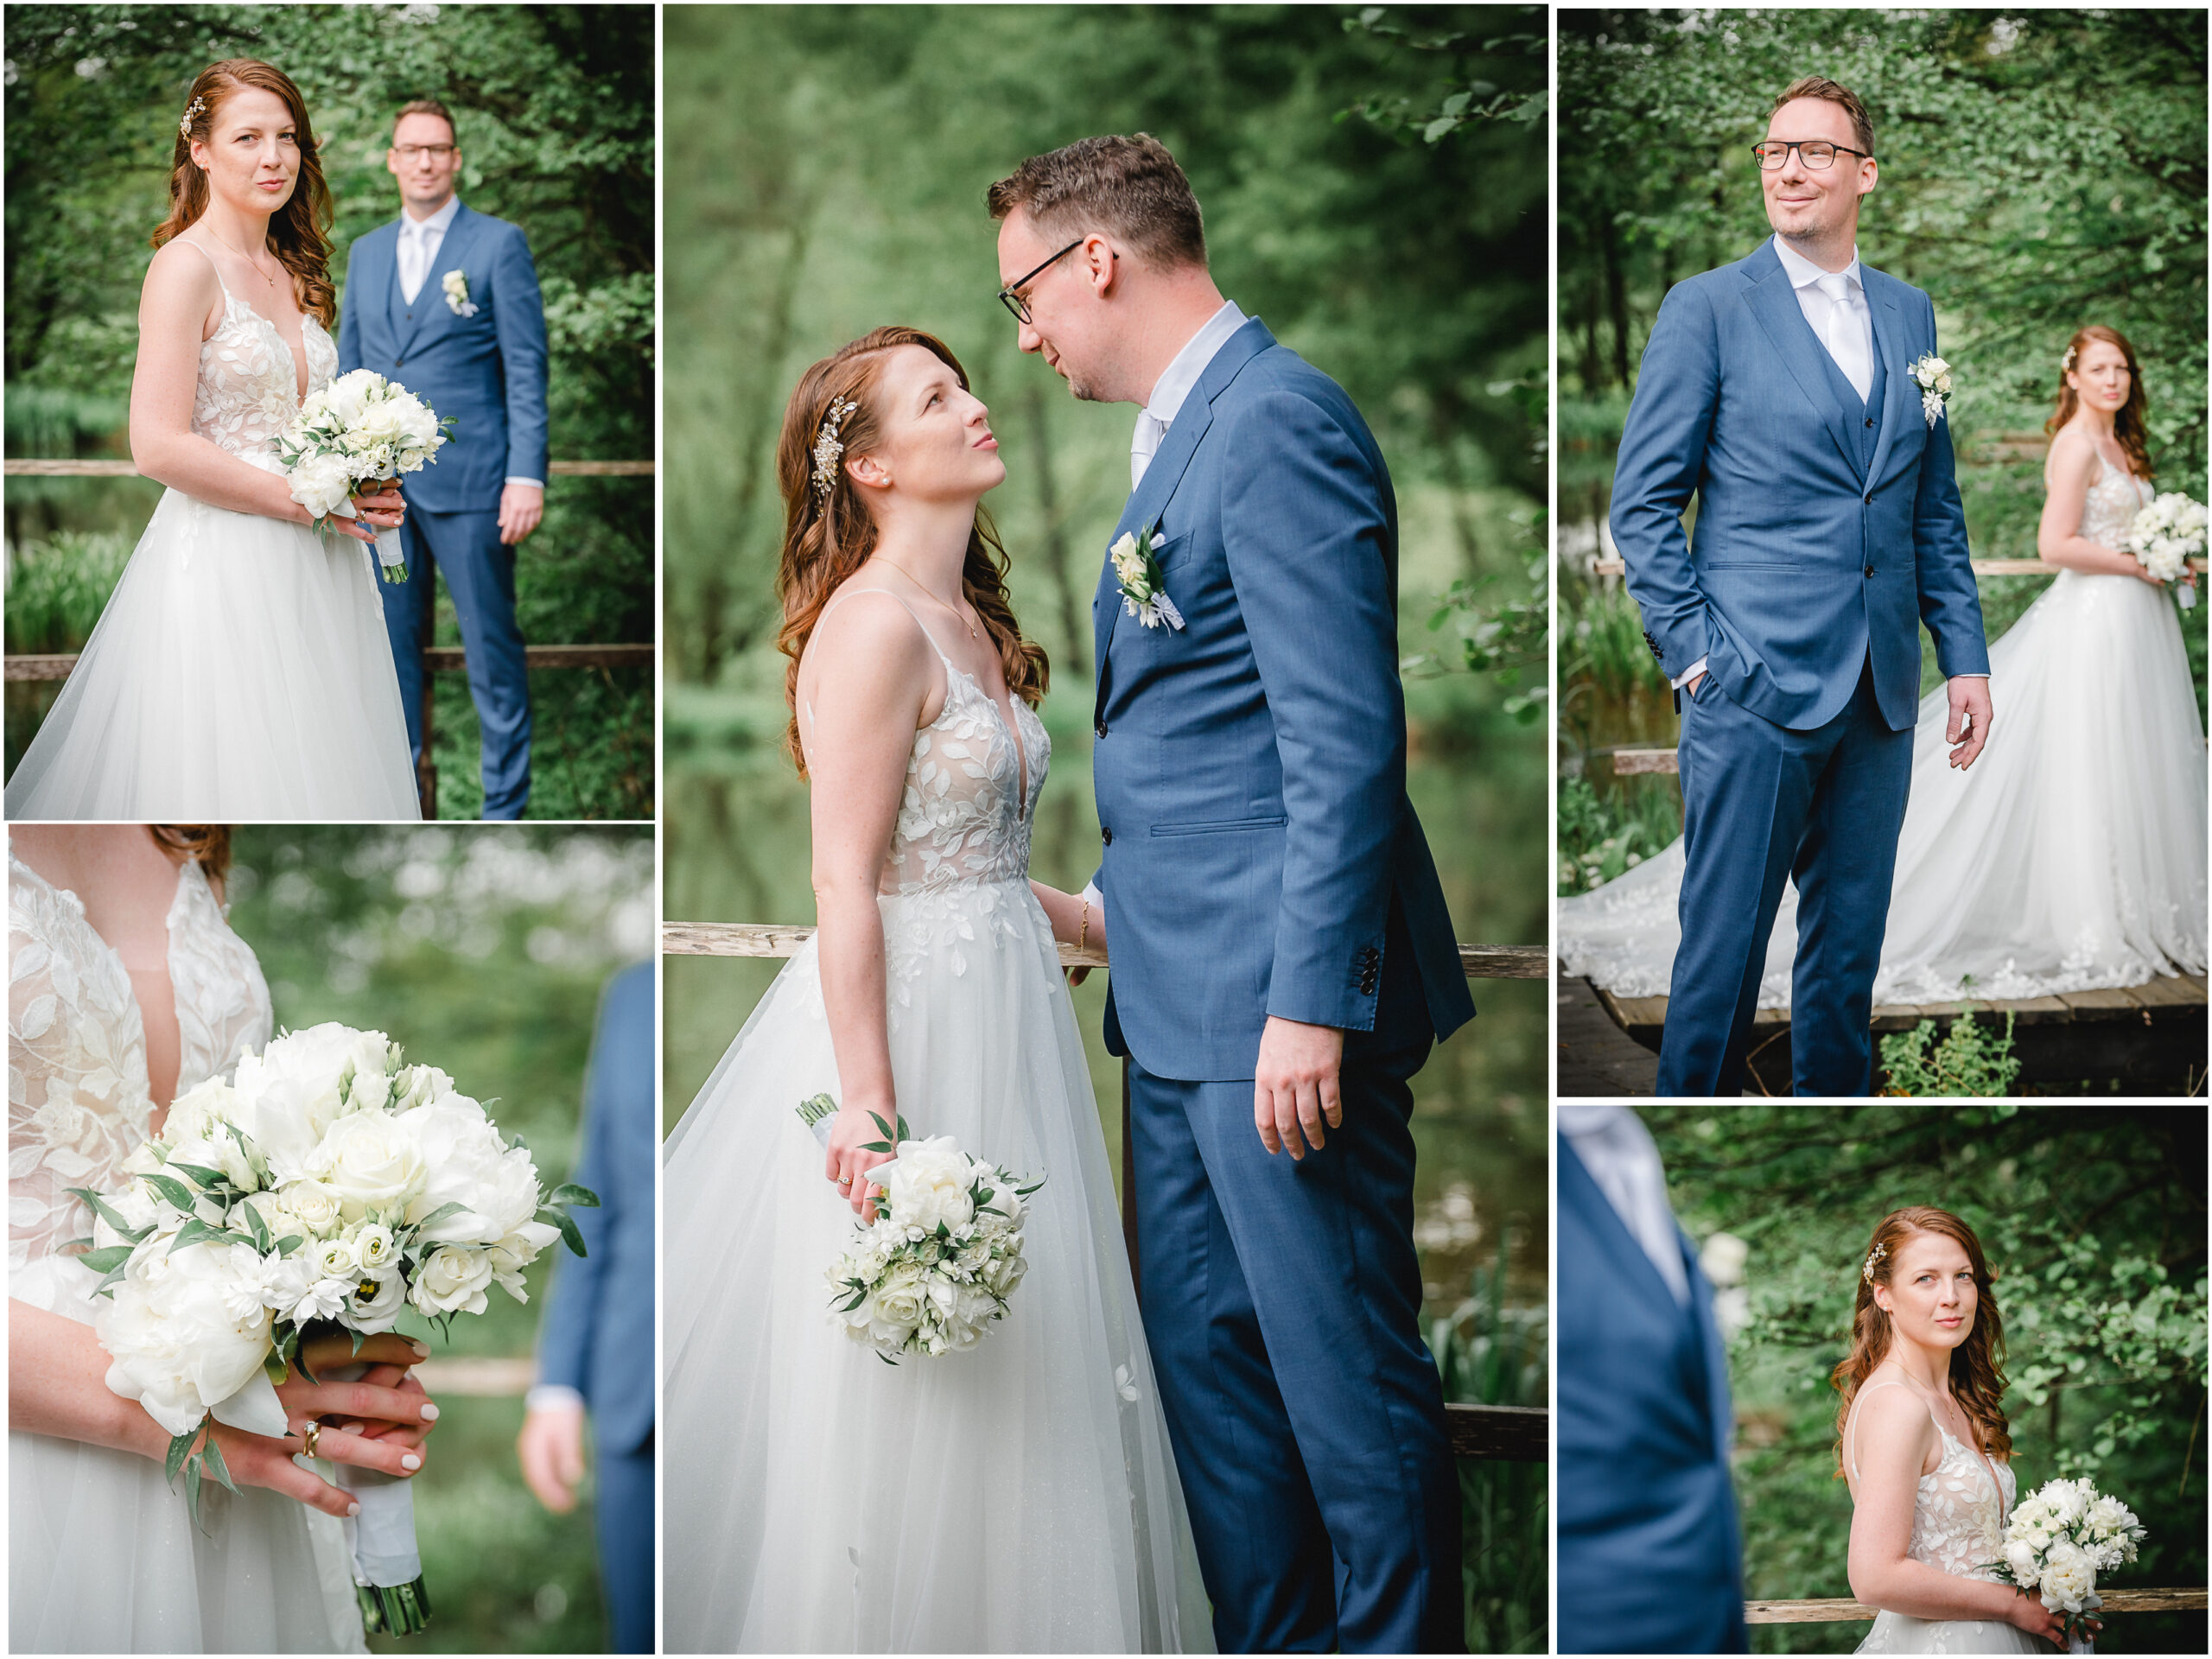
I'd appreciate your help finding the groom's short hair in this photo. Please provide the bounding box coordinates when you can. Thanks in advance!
[988,134,1207,271]
[1770,76,1874,156]
[393,98,456,144]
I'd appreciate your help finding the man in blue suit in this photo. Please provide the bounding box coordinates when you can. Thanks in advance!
[518,960,654,1653]
[1611,78,1992,1096]
[991,135,1477,1653]
[1558,1106,1747,1652]
[340,98,549,819]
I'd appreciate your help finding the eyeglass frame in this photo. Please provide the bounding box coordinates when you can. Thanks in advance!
[997,237,1116,324]
[391,143,459,162]
[1752,138,1874,171]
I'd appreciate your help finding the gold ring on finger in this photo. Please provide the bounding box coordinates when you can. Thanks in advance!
[302,1421,321,1459]
[837,1175,853,1186]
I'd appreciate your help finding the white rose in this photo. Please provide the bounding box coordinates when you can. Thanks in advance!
[879,1136,976,1236]
[312,1110,428,1218]
[409,1245,494,1317]
[315,1236,359,1281]
[162,1077,242,1147]
[350,1222,397,1273]
[343,1268,409,1334]
[873,1259,928,1331]
[270,1179,345,1238]
[390,1065,456,1113]
[95,1240,274,1438]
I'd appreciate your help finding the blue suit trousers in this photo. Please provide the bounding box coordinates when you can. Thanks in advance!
[381,506,531,817]
[1661,660,1914,1096]
[594,1439,653,1653]
[1129,944,1460,1653]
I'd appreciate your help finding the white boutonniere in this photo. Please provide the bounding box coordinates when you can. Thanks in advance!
[1909,353,1954,429]
[441,270,478,318]
[1109,518,1183,630]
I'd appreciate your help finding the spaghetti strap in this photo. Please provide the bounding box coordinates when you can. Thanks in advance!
[816,586,957,670]
[173,236,232,299]
[1846,1377,1916,1483]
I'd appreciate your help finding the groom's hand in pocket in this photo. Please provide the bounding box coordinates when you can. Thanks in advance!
[1255,1016,1344,1160]
[1944,677,1994,770]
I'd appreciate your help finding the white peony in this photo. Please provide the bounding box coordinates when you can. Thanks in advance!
[96,1239,276,1438]
[162,1077,242,1147]
[409,1246,494,1317]
[2039,1541,2095,1612]
[287,452,356,520]
[879,1136,976,1237]
[2004,1538,2041,1586]
[395,1095,510,1243]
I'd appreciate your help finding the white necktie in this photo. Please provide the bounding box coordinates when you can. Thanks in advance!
[1815,271,1872,404]
[1130,410,1167,488]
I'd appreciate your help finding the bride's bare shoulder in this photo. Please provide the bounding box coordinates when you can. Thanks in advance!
[140,237,224,330]
[1852,1376,1936,1469]
[2043,423,2100,481]
[797,582,938,715]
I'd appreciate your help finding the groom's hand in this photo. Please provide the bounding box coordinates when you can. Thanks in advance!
[1944,677,1993,770]
[498,481,543,544]
[1255,1016,1344,1160]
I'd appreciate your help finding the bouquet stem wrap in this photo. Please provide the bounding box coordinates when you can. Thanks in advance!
[368,476,408,583]
[327,1362,429,1637]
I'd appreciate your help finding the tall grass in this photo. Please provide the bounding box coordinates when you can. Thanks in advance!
[5,531,131,652]
[1435,1231,1548,1654]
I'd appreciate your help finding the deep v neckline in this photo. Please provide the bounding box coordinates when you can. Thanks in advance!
[10,852,193,1116]
[225,293,314,402]
[943,662,1032,819]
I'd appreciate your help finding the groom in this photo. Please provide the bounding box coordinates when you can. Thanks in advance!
[992,135,1476,1653]
[339,97,549,819]
[1611,77,1991,1097]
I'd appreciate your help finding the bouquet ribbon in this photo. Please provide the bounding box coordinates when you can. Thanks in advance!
[325,1362,430,1636]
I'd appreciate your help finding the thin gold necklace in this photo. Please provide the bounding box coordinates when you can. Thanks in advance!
[205,226,281,292]
[875,557,981,639]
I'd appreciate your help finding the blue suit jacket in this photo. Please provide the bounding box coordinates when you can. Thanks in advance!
[337,200,550,513]
[533,960,654,1456]
[1092,318,1475,1082]
[1610,238,1987,733]
[1559,1135,1748,1654]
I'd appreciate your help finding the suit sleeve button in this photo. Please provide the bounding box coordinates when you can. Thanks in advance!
[1094,721,1108,740]
[1100,826,1113,845]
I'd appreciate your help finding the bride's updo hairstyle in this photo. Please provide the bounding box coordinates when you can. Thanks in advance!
[1830,1205,2011,1476]
[774,326,1049,777]
[2047,324,2153,481]
[153,60,338,328]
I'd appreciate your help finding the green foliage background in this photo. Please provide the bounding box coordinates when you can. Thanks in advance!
[226,823,654,1652]
[3,3,655,817]
[1555,8,2209,857]
[1641,1105,2209,1655]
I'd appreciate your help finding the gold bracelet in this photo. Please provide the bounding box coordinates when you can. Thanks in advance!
[1077,897,1089,953]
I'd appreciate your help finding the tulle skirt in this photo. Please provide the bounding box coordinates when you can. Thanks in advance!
[1561,570,2209,1006]
[8,1255,365,1653]
[4,483,419,821]
[662,880,1212,1653]
[1857,1609,2043,1653]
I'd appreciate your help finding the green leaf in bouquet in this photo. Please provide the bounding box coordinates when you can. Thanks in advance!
[166,1163,228,1191]
[143,1172,201,1214]
[184,1457,204,1529]
[263,1347,290,1387]
[552,1208,589,1259]
[200,1433,238,1496]
[61,1234,92,1252]
[549,1183,601,1209]
[414,1200,471,1235]
[241,1204,271,1254]
[273,1234,304,1257]
[859,1140,893,1154]
[350,1327,368,1358]
[165,1425,200,1484]
[67,1185,154,1243]
[868,1109,898,1146]
[167,1217,219,1257]
[76,1243,136,1274]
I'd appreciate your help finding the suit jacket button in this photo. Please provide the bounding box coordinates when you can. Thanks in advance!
[1094,721,1108,740]
[1866,565,1876,578]
[1865,492,1874,504]
[1100,826,1113,846]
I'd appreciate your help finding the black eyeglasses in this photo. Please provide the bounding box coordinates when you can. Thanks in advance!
[996,238,1114,323]
[1753,139,1872,171]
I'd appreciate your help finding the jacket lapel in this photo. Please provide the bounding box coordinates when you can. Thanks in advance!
[1743,242,1863,481]
[1861,268,1909,489]
[379,224,407,352]
[1093,319,1275,720]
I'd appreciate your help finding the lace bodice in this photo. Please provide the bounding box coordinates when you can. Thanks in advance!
[2080,452,2153,552]
[1850,1381,2016,1581]
[9,855,272,1293]
[190,257,336,467]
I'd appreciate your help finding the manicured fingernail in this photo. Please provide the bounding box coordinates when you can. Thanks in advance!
[346,1502,361,1516]
[340,1422,365,1436]
[410,1340,429,1358]
[419,1403,439,1421]
[401,1453,422,1471]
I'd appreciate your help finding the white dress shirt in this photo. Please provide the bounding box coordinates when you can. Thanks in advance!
[1131,299,1248,488]
[395,194,543,492]
[1673,238,1979,689]
[1558,1103,1689,1306]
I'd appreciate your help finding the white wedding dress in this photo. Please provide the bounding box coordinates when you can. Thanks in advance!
[8,851,365,1651]
[1845,1380,2039,1654]
[1563,454,2209,1006]
[4,250,420,820]
[662,597,1212,1653]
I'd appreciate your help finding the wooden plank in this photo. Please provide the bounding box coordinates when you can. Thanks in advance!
[2127,975,2202,1009]
[1444,1402,1546,1463]
[3,654,78,683]
[2061,987,2151,1014]
[1747,1587,2205,1624]
[1459,943,1548,980]
[3,456,651,476]
[1612,747,1681,775]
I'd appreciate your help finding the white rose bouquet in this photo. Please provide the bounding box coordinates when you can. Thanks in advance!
[276,369,454,583]
[1980,1476,2145,1653]
[2122,491,2205,612]
[69,1023,597,1637]
[796,1098,1041,1363]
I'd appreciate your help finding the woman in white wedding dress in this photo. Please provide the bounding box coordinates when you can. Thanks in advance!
[663,327,1211,1652]
[1834,1206,2080,1654]
[1562,325,2207,1011]
[9,825,442,1652]
[5,60,418,821]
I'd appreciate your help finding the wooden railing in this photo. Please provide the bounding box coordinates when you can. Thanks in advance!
[663,919,1549,1464]
[1745,1587,2206,1624]
[3,457,653,817]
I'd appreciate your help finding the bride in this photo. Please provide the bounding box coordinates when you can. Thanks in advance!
[662,327,1210,1651]
[5,60,419,821]
[10,824,440,1651]
[1836,1205,2081,1654]
[1562,324,2207,1013]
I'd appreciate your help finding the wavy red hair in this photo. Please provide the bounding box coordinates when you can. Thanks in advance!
[773,326,1049,776]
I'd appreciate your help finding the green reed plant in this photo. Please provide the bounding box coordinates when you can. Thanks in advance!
[5,531,130,653]
[1558,773,1681,897]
